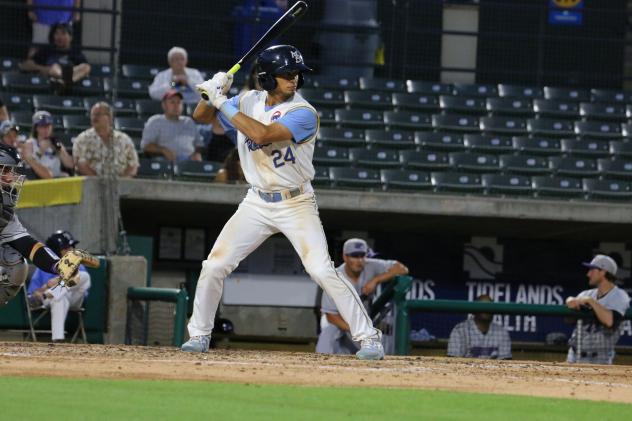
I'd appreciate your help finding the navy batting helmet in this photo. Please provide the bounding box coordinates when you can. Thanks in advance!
[256,45,312,91]
[46,230,79,256]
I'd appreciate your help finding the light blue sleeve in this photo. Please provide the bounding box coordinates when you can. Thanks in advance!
[217,95,240,134]
[276,108,318,143]
[26,269,55,295]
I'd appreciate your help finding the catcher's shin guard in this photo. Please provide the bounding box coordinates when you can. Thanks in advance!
[0,257,28,307]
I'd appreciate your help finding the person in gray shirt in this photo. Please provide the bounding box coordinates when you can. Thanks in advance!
[140,89,204,162]
[315,238,409,354]
[565,254,631,364]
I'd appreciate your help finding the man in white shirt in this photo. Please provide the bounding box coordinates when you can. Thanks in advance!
[148,46,204,104]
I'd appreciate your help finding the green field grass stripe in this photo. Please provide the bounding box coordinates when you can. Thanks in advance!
[1,376,629,421]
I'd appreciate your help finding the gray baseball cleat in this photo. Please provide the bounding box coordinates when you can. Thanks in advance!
[181,335,210,353]
[356,337,384,360]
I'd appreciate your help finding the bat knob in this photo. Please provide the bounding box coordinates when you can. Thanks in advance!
[201,91,209,101]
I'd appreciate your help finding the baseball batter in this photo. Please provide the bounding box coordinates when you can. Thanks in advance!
[181,45,384,359]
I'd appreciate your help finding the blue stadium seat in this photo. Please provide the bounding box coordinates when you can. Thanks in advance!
[452,83,498,98]
[0,57,20,72]
[574,121,622,139]
[345,90,393,110]
[590,88,630,104]
[463,134,514,154]
[349,148,400,169]
[512,136,561,155]
[406,80,452,95]
[414,132,465,151]
[549,157,599,177]
[73,77,106,96]
[364,129,415,149]
[329,167,381,189]
[114,116,145,137]
[533,99,579,119]
[174,160,223,181]
[33,95,85,114]
[334,109,383,127]
[0,93,33,112]
[135,99,163,117]
[609,141,632,159]
[486,97,533,117]
[121,64,162,80]
[497,84,543,99]
[112,78,150,99]
[400,150,450,170]
[479,116,527,135]
[90,64,114,78]
[392,93,439,112]
[313,144,350,166]
[561,139,610,158]
[439,95,486,115]
[380,169,432,191]
[532,176,584,198]
[312,166,331,187]
[137,158,173,179]
[449,152,500,173]
[482,174,533,196]
[359,77,406,92]
[317,127,365,147]
[579,102,626,121]
[10,111,36,130]
[527,118,574,137]
[621,123,632,139]
[299,88,345,107]
[62,114,91,133]
[597,159,632,179]
[543,87,589,102]
[583,179,632,201]
[1,72,49,93]
[432,114,479,132]
[431,172,483,193]
[311,75,359,90]
[383,111,431,130]
[499,154,550,175]
[318,108,336,125]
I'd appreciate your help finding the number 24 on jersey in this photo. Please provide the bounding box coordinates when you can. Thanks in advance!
[271,147,296,168]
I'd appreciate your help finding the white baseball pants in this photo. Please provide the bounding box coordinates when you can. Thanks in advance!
[188,189,379,341]
[43,272,90,341]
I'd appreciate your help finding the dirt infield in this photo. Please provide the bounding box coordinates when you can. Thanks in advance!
[1,342,631,403]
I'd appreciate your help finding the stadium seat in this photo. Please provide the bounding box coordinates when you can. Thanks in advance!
[114,117,145,137]
[312,166,331,187]
[439,95,486,115]
[486,97,533,117]
[10,111,36,130]
[590,89,630,104]
[527,118,574,137]
[414,132,465,151]
[345,90,393,110]
[112,78,151,99]
[574,121,622,139]
[583,179,632,201]
[482,174,533,196]
[479,116,527,135]
[512,136,561,155]
[313,144,350,166]
[431,172,483,193]
[137,158,173,179]
[358,77,406,92]
[364,129,415,149]
[499,154,550,175]
[549,157,599,177]
[349,147,400,169]
[533,99,579,119]
[0,57,20,72]
[90,64,113,78]
[121,64,162,80]
[311,75,359,90]
[135,99,163,117]
[73,77,106,96]
[432,114,479,132]
[561,139,610,158]
[1,93,33,112]
[391,93,439,112]
[532,176,584,198]
[463,134,514,154]
[452,83,498,98]
[380,169,432,191]
[621,123,632,139]
[1,72,50,93]
[497,84,543,99]
[174,160,222,181]
[62,114,91,133]
[406,80,453,95]
[317,127,365,147]
[318,108,336,125]
[33,95,85,114]
[579,102,625,121]
[609,141,632,159]
[55,132,77,151]
[334,109,383,127]
[449,152,500,173]
[383,111,432,130]
[299,88,345,107]
[111,98,138,116]
[400,150,450,170]
[597,159,632,179]
[543,86,589,102]
[329,167,381,189]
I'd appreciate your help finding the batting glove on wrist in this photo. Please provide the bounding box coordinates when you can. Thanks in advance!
[211,72,234,95]
[212,94,228,110]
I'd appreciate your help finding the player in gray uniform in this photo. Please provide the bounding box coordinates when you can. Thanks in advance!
[565,254,631,364]
[316,238,408,354]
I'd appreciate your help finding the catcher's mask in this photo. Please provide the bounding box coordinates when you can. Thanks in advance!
[0,143,25,208]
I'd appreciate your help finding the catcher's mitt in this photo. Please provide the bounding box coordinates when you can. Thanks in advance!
[56,249,100,287]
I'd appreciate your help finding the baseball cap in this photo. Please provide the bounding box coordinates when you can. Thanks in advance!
[32,110,53,126]
[162,89,183,101]
[0,120,19,136]
[343,238,368,257]
[582,254,618,276]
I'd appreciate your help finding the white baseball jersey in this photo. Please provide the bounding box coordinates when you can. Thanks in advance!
[236,90,318,191]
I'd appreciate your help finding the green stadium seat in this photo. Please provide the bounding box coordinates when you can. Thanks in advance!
[174,160,222,181]
[318,108,336,125]
[583,179,632,201]
[574,121,622,139]
[137,158,173,179]
[334,109,383,127]
[527,118,574,137]
[345,90,393,110]
[480,116,527,135]
[533,99,579,119]
[597,159,632,179]
[73,77,106,96]
[609,141,632,159]
[414,132,465,151]
[439,95,486,115]
[497,84,543,99]
[486,97,533,117]
[2,72,50,93]
[62,114,91,133]
[512,136,561,155]
[33,95,85,114]
[549,157,599,177]
[579,102,625,121]
[432,114,479,132]
[0,57,20,72]
[482,174,533,196]
[317,127,365,147]
[135,99,163,117]
[114,116,145,137]
[383,111,431,130]
[299,88,345,107]
[500,154,550,175]
[313,144,350,166]
[452,83,498,98]
[400,150,450,170]
[359,77,406,92]
[112,78,150,99]
[311,75,359,90]
[391,93,439,112]
[365,129,414,148]
[380,169,432,191]
[561,139,610,158]
[463,134,514,154]
[532,176,584,198]
[406,80,452,95]
[431,172,483,193]
[1,93,33,112]
[90,64,114,78]
[449,152,500,173]
[313,166,331,187]
[121,64,162,80]
[543,87,588,102]
[349,147,400,169]
[329,167,381,189]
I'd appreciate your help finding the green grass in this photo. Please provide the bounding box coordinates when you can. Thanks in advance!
[1,376,629,420]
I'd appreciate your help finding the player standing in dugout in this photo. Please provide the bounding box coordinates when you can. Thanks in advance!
[181,45,385,360]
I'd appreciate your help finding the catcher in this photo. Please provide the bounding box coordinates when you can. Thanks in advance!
[0,143,99,308]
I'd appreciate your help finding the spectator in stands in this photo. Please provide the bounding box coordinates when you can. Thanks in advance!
[141,89,204,162]
[0,121,21,149]
[23,110,73,178]
[447,294,512,359]
[315,238,408,355]
[149,46,204,104]
[26,0,81,57]
[73,102,139,177]
[20,22,90,94]
[0,98,9,122]
[27,230,90,343]
[214,148,245,183]
[565,255,630,364]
